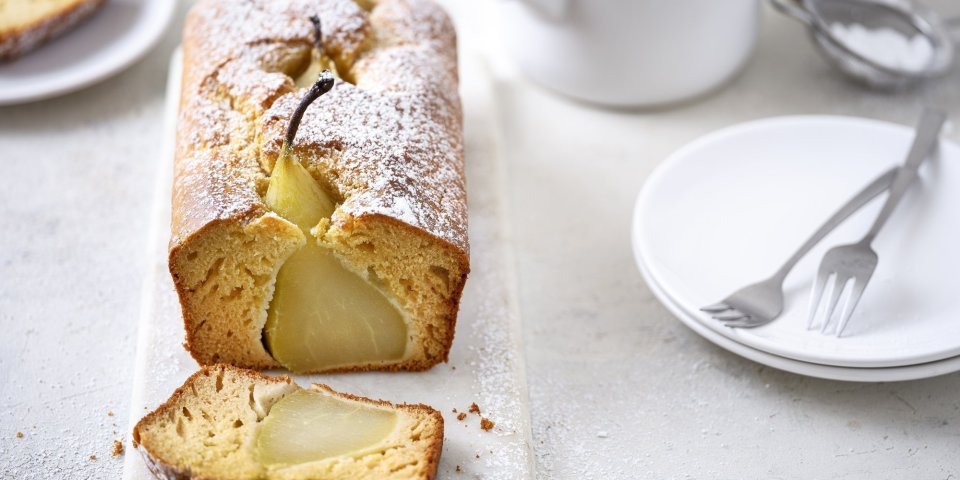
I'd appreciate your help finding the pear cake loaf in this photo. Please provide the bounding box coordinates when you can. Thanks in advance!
[171,0,468,373]
[133,365,444,480]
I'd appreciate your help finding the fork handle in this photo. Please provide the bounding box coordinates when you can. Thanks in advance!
[773,168,897,280]
[861,109,947,244]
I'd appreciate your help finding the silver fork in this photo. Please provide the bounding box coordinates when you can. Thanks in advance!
[808,109,947,337]
[701,168,896,328]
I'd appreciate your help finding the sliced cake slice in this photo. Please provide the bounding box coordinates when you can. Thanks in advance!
[132,365,444,480]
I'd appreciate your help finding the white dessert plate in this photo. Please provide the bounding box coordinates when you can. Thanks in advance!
[636,252,960,382]
[0,0,175,105]
[633,115,960,369]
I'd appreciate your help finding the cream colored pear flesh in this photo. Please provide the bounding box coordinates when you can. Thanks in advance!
[263,70,409,373]
[255,389,398,466]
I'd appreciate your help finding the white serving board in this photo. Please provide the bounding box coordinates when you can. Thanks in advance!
[123,49,534,480]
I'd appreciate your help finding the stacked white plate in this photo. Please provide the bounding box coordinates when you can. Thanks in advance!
[632,116,960,382]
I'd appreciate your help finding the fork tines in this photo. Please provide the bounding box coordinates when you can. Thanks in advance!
[806,271,870,337]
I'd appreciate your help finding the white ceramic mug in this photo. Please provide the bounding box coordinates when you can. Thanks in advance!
[501,0,761,107]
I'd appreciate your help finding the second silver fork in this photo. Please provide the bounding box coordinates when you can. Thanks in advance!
[807,108,947,337]
[701,168,896,328]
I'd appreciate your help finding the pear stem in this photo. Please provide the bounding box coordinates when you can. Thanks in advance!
[283,70,336,152]
[310,15,324,55]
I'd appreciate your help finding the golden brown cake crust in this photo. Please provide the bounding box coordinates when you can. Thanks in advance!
[132,365,445,480]
[170,0,468,372]
[0,0,107,61]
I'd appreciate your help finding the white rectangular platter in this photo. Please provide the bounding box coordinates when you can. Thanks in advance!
[122,49,534,480]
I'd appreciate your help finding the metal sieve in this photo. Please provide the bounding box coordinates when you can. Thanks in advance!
[771,0,956,89]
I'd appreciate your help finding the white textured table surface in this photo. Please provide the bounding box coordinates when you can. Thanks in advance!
[2,1,960,479]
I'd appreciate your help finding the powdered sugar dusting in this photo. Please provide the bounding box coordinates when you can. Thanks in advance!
[260,65,466,251]
[171,0,467,254]
[258,5,466,252]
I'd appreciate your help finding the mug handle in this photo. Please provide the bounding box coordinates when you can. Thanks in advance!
[768,0,814,26]
[515,0,569,20]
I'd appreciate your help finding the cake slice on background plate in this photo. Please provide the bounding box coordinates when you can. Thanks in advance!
[0,0,107,60]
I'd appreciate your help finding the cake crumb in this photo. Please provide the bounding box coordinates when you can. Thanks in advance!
[457,412,467,421]
[452,408,457,413]
[469,403,481,414]
[108,411,114,417]
[480,418,495,431]
[89,455,98,461]
[112,440,124,457]
[15,432,23,438]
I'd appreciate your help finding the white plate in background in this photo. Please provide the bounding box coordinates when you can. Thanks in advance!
[0,0,176,105]
[633,116,960,369]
